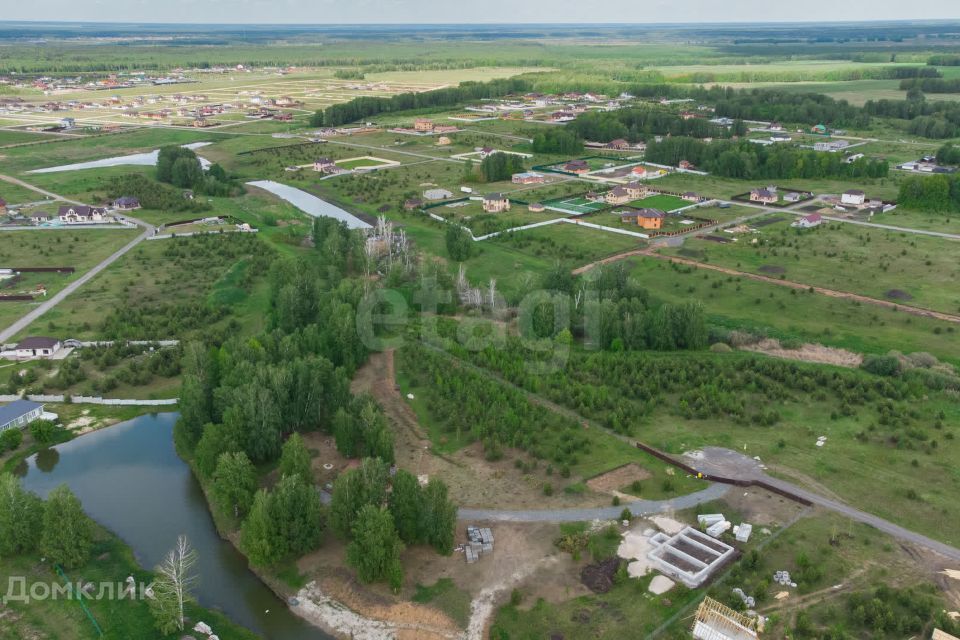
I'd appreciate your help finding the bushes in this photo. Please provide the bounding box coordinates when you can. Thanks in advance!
[861,354,902,377]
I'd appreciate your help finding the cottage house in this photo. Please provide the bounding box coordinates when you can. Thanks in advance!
[621,208,665,230]
[624,182,646,199]
[0,198,6,215]
[841,190,866,206]
[13,336,62,359]
[0,400,51,433]
[791,213,822,229]
[564,159,590,174]
[403,198,424,211]
[313,157,339,174]
[414,118,434,132]
[113,196,141,210]
[511,172,545,185]
[606,138,629,150]
[682,192,700,202]
[749,189,777,204]
[605,186,631,205]
[482,193,510,213]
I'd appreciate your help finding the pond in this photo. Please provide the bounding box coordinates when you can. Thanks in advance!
[27,142,213,174]
[246,180,372,230]
[18,412,331,640]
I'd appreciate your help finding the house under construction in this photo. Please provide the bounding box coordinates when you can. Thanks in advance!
[692,597,759,640]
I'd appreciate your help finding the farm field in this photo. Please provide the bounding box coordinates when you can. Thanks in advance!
[659,217,960,315]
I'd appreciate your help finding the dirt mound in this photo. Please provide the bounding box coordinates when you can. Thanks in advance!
[758,264,786,275]
[885,289,913,301]
[580,558,622,594]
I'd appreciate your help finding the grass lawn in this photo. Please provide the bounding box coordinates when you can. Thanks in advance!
[651,172,902,202]
[626,256,960,362]
[659,218,960,315]
[630,194,689,212]
[0,181,48,205]
[411,578,472,629]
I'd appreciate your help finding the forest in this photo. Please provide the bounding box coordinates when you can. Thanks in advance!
[898,173,960,212]
[644,137,889,179]
[567,107,740,143]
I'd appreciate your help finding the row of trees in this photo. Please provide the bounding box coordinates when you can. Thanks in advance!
[106,174,210,213]
[478,152,524,182]
[531,128,583,155]
[898,173,960,213]
[864,97,960,138]
[567,107,739,143]
[645,137,889,180]
[313,77,533,126]
[936,142,960,165]
[899,77,960,93]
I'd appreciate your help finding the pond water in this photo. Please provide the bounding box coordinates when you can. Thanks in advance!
[27,142,213,174]
[18,413,331,640]
[246,180,372,230]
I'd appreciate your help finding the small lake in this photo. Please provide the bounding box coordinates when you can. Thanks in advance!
[247,180,372,230]
[27,142,213,174]
[18,413,331,640]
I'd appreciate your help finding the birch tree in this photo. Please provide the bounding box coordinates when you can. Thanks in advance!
[150,535,199,634]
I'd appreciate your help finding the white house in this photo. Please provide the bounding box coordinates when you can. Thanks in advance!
[0,399,55,433]
[791,213,822,229]
[13,336,62,359]
[841,190,866,206]
[423,188,453,201]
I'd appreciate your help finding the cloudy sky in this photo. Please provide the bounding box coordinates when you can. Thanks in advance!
[3,0,959,24]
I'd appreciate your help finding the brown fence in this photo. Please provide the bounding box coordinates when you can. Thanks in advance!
[0,295,33,301]
[7,266,75,273]
[634,441,814,507]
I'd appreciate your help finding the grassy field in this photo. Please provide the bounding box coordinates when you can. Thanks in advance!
[630,194,689,212]
[14,233,272,342]
[660,217,960,315]
[651,172,903,202]
[626,256,960,362]
[0,228,140,331]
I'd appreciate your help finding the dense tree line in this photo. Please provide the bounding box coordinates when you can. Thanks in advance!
[899,77,960,93]
[937,142,960,165]
[898,173,960,213]
[567,107,738,143]
[712,89,870,128]
[156,146,240,197]
[864,97,960,138]
[313,77,533,126]
[531,128,583,155]
[645,137,889,179]
[478,152,524,182]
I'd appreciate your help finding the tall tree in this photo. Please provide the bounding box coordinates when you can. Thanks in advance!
[278,433,313,485]
[346,505,404,592]
[420,480,457,555]
[0,473,43,558]
[149,535,199,634]
[40,485,93,570]
[387,470,422,545]
[212,452,257,519]
[329,457,389,538]
[240,490,275,566]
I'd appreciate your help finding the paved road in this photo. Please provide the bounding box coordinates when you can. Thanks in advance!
[685,447,960,563]
[0,177,155,344]
[433,346,960,562]
[458,483,729,522]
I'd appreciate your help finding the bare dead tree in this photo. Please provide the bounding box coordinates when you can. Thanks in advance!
[152,535,199,633]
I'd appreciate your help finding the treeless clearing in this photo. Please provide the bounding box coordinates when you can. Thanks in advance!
[739,338,863,368]
[586,463,652,494]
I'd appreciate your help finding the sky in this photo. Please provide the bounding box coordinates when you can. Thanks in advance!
[2,1,959,25]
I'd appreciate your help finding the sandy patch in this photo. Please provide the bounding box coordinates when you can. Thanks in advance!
[586,463,651,495]
[650,515,685,535]
[294,580,460,640]
[648,575,675,595]
[466,556,559,640]
[943,569,960,581]
[617,529,655,578]
[740,338,862,368]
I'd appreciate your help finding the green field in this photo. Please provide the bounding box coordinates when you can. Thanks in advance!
[544,195,608,214]
[626,256,960,362]
[660,217,960,315]
[630,194,689,212]
[0,229,140,331]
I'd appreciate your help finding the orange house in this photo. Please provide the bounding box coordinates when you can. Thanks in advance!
[620,207,665,230]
